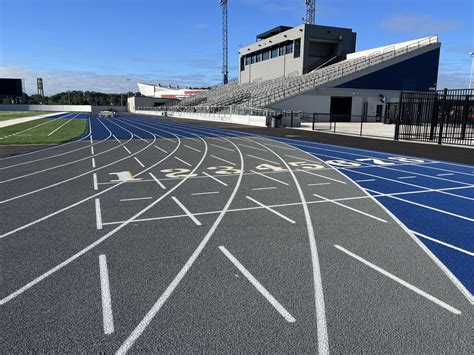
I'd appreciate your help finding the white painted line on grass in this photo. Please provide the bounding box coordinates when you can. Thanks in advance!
[308,183,331,186]
[99,254,115,335]
[355,179,375,183]
[91,158,96,168]
[95,198,103,230]
[247,154,279,165]
[172,196,201,226]
[123,146,132,154]
[93,173,98,191]
[149,172,166,189]
[47,116,76,136]
[120,197,153,202]
[334,245,461,315]
[219,246,296,323]
[203,172,228,186]
[398,176,416,180]
[237,143,267,152]
[191,191,220,196]
[250,170,289,186]
[210,154,236,166]
[134,157,145,168]
[154,145,167,153]
[251,186,277,191]
[436,173,454,177]
[184,144,201,153]
[246,196,295,223]
[412,231,473,256]
[313,193,388,223]
[174,156,191,167]
[298,169,346,184]
[211,143,234,152]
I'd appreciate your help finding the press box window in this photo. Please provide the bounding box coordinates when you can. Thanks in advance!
[286,42,293,54]
[294,38,301,58]
[262,49,270,61]
[271,46,279,58]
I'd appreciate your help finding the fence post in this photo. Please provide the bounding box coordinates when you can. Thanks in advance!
[312,112,316,130]
[360,115,363,136]
[394,91,403,140]
[437,88,448,145]
[333,115,337,133]
[291,111,294,127]
[460,94,469,140]
[429,93,439,141]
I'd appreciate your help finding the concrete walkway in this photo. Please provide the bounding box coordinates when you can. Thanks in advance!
[296,121,396,139]
[0,112,67,128]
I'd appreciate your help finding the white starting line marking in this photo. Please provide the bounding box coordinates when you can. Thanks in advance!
[355,179,375,183]
[250,170,289,186]
[91,158,96,168]
[251,186,277,191]
[154,145,168,153]
[123,146,132,154]
[203,172,228,186]
[120,197,153,202]
[134,157,145,168]
[247,154,279,165]
[95,198,103,230]
[174,156,192,167]
[99,254,115,335]
[334,245,462,315]
[413,231,474,256]
[398,176,416,180]
[313,193,387,223]
[219,246,296,323]
[210,154,236,166]
[298,169,347,184]
[308,182,331,186]
[91,146,95,155]
[246,196,295,224]
[184,144,201,153]
[211,143,234,152]
[172,196,201,226]
[93,173,98,191]
[237,143,267,152]
[436,173,454,177]
[149,172,166,189]
[191,191,220,196]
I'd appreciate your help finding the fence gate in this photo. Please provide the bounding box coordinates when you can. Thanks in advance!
[395,89,474,146]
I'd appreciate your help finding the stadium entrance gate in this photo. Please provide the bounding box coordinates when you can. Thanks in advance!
[394,89,474,146]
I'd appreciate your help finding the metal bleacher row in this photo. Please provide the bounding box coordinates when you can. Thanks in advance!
[175,36,438,110]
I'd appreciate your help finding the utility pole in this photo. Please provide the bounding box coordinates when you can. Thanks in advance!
[220,0,229,84]
[304,0,315,25]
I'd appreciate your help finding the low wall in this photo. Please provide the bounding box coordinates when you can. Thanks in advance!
[134,109,268,127]
[0,104,127,113]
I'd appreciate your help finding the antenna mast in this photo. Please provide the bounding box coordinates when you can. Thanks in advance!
[220,0,229,84]
[304,0,315,24]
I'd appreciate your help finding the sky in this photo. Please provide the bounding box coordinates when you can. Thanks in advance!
[0,0,473,95]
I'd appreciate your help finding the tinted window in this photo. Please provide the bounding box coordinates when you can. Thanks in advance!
[286,42,293,54]
[240,57,245,71]
[279,44,286,56]
[256,51,262,62]
[271,46,279,58]
[294,38,301,58]
[262,49,270,60]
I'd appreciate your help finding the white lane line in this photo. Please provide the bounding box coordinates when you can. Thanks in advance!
[91,158,96,168]
[93,173,98,191]
[120,197,153,202]
[203,172,228,186]
[46,116,76,136]
[285,154,319,163]
[113,135,121,144]
[185,137,201,143]
[219,246,296,323]
[184,144,201,153]
[413,231,473,256]
[95,198,103,230]
[246,154,279,165]
[99,254,115,335]
[171,196,201,226]
[355,179,375,182]
[398,176,416,180]
[246,196,295,224]
[334,245,462,315]
[308,183,331,186]
[154,145,167,153]
[149,172,166,189]
[258,142,296,151]
[91,146,95,155]
[123,146,132,154]
[210,154,236,166]
[211,143,234,152]
[250,170,289,186]
[237,143,267,152]
[436,173,454,177]
[174,156,192,167]
[298,169,346,184]
[191,191,220,196]
[134,157,145,168]
[313,193,388,223]
[251,186,277,191]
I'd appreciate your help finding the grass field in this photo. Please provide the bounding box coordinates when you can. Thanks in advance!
[0,118,87,144]
[0,111,53,121]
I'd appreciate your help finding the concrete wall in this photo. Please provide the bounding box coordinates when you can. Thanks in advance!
[0,104,127,112]
[127,96,175,112]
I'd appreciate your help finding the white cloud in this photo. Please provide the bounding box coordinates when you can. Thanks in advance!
[380,13,461,36]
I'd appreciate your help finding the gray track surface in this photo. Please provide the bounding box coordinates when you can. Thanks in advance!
[1,115,472,353]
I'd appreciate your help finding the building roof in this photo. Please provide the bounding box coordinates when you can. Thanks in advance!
[256,26,292,40]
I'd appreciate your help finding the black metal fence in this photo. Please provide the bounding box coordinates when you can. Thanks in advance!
[395,89,474,146]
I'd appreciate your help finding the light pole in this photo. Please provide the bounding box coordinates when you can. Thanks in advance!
[469,52,474,89]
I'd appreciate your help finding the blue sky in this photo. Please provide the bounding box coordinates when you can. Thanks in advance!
[0,0,472,94]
